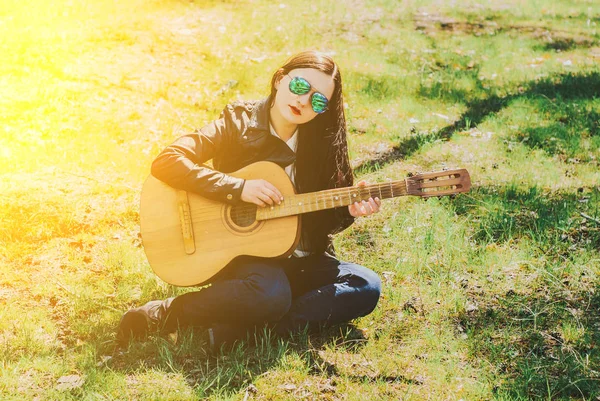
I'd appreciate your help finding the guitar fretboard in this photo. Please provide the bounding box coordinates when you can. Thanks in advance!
[256,180,408,221]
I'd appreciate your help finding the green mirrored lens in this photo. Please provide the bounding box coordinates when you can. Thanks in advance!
[311,92,328,113]
[289,77,310,95]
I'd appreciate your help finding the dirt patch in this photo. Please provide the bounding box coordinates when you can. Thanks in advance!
[414,12,500,36]
[529,29,596,51]
[414,12,597,49]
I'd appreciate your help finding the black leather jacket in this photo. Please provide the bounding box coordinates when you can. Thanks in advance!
[151,96,354,254]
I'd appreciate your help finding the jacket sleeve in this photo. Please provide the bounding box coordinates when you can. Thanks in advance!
[150,109,245,205]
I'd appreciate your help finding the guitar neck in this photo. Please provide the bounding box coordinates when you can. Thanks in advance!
[256,180,408,221]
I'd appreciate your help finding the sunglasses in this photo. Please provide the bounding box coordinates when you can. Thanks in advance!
[287,75,329,114]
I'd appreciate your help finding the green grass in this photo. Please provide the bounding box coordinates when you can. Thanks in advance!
[1,0,600,399]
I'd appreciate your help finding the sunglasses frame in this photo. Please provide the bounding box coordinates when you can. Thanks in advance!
[287,75,329,114]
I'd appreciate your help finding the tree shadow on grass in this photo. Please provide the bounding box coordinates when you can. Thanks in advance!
[458,280,600,399]
[515,103,600,162]
[354,71,600,174]
[449,184,600,399]
[103,322,383,398]
[452,184,600,248]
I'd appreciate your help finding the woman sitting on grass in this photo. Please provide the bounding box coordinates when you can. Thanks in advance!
[117,50,382,348]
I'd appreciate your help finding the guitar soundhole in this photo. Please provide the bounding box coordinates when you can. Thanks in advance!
[229,204,257,227]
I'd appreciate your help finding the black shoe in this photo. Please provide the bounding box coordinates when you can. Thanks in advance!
[116,300,168,346]
[116,309,150,346]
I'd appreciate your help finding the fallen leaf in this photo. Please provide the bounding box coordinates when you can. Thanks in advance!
[432,112,450,120]
[96,356,112,367]
[320,383,336,393]
[56,375,84,391]
[278,384,297,392]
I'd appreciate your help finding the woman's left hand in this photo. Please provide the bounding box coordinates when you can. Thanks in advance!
[348,181,382,217]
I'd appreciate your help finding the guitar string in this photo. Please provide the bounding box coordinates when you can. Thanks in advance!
[252,180,459,220]
[232,184,405,214]
[232,176,462,220]
[251,184,407,214]
[230,183,412,221]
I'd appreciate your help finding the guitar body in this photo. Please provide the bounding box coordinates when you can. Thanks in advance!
[140,160,471,287]
[140,161,300,287]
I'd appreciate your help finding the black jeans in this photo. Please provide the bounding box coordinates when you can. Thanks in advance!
[162,253,381,336]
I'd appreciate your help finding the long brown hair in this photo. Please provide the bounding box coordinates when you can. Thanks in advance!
[269,51,354,253]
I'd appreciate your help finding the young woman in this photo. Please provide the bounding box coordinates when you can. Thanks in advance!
[117,50,382,348]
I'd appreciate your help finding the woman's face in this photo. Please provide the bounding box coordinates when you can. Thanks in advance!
[273,67,336,125]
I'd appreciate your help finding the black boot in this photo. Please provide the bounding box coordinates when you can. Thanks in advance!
[116,298,175,346]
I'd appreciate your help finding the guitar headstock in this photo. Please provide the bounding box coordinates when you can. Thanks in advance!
[405,169,471,198]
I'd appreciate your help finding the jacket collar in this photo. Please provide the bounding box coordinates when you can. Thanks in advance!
[248,96,272,132]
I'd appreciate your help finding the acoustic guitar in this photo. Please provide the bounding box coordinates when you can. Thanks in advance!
[140,161,471,286]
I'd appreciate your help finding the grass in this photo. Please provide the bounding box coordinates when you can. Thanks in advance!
[1,0,600,399]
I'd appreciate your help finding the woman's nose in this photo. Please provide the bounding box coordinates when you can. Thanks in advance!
[296,93,311,107]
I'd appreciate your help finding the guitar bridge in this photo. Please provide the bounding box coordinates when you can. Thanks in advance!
[177,190,196,255]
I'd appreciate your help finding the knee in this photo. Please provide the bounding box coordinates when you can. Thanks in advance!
[362,268,382,313]
[349,265,382,316]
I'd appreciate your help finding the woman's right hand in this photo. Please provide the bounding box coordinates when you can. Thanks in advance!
[241,179,284,207]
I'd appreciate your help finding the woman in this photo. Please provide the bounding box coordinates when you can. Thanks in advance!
[117,51,382,348]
